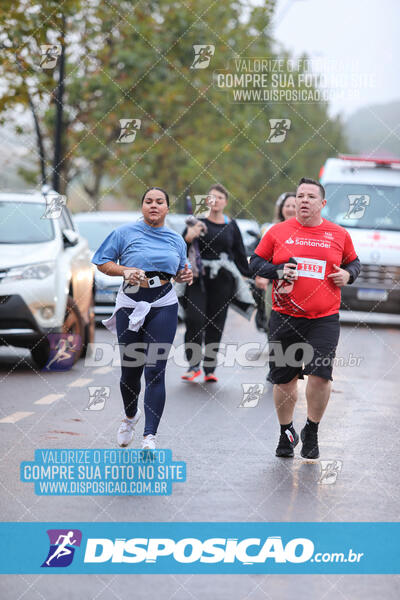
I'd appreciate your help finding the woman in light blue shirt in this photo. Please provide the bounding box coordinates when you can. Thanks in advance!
[92,187,193,450]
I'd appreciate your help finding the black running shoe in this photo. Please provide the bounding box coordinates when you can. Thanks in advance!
[300,426,319,459]
[275,427,299,458]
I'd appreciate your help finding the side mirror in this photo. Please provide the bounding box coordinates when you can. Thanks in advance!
[63,228,79,247]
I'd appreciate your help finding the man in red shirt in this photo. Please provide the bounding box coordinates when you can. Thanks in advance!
[250,177,360,459]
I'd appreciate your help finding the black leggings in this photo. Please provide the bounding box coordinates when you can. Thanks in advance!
[184,267,235,374]
[115,283,178,435]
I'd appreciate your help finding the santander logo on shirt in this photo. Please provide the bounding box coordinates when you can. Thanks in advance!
[298,237,331,248]
[285,236,331,248]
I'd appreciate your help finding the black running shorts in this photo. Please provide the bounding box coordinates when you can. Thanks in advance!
[267,310,340,384]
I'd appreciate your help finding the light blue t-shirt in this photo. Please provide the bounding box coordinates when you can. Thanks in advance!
[91,220,189,275]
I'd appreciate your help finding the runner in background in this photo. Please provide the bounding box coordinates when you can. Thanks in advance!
[255,192,297,332]
[273,192,296,223]
[250,178,361,459]
[181,183,257,383]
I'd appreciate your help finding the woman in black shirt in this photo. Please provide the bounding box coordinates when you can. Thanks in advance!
[181,183,251,383]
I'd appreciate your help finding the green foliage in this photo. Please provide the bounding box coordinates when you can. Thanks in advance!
[0,0,348,220]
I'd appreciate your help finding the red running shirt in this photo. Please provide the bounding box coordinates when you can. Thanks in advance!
[255,217,358,318]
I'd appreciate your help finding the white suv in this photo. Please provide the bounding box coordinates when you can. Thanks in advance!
[0,190,95,367]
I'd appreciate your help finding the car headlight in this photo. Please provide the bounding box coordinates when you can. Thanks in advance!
[3,261,56,282]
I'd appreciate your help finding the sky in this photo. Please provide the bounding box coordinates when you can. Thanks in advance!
[271,0,400,117]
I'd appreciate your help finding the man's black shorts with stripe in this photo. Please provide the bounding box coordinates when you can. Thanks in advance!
[267,310,340,384]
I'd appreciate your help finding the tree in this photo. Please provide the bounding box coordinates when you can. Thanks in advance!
[0,0,348,220]
[0,0,82,190]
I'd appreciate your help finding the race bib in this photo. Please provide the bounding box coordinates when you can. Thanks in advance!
[293,257,326,280]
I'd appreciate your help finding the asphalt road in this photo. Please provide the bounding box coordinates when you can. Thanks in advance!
[1,309,399,598]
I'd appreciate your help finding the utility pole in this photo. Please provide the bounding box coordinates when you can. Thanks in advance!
[52,13,66,192]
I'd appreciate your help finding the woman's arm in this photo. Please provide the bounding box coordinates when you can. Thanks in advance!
[174,237,194,285]
[184,222,206,244]
[231,220,251,277]
[96,261,145,285]
[96,261,126,276]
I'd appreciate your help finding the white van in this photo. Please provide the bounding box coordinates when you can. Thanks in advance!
[320,155,400,315]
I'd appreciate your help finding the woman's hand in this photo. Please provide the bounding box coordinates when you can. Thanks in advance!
[174,263,193,285]
[184,222,206,243]
[123,267,146,286]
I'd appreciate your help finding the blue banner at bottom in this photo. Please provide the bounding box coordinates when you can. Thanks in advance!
[0,522,398,574]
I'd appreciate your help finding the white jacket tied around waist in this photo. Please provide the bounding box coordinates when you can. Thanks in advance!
[102,284,178,335]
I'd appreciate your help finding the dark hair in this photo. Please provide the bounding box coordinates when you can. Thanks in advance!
[274,192,296,222]
[208,183,228,200]
[141,187,169,206]
[297,177,325,199]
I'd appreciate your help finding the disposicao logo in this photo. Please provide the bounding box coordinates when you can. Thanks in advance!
[41,529,82,567]
[83,536,314,564]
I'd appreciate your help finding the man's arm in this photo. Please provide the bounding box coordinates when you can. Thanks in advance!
[249,225,286,280]
[249,254,286,279]
[341,230,360,284]
[341,256,361,284]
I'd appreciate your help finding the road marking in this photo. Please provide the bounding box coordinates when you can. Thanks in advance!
[0,412,34,424]
[34,393,65,405]
[93,366,113,374]
[68,378,93,388]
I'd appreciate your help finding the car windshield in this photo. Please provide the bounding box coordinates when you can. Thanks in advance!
[166,214,187,234]
[0,201,55,243]
[322,183,400,231]
[75,218,142,250]
[237,219,260,235]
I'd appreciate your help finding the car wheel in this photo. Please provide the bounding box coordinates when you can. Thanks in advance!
[81,290,95,358]
[62,295,84,363]
[31,337,51,369]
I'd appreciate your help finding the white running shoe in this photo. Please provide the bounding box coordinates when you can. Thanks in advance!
[117,408,141,447]
[142,434,156,450]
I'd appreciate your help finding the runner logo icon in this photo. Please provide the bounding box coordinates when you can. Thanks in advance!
[266,119,291,143]
[41,529,82,568]
[240,383,264,407]
[190,45,215,69]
